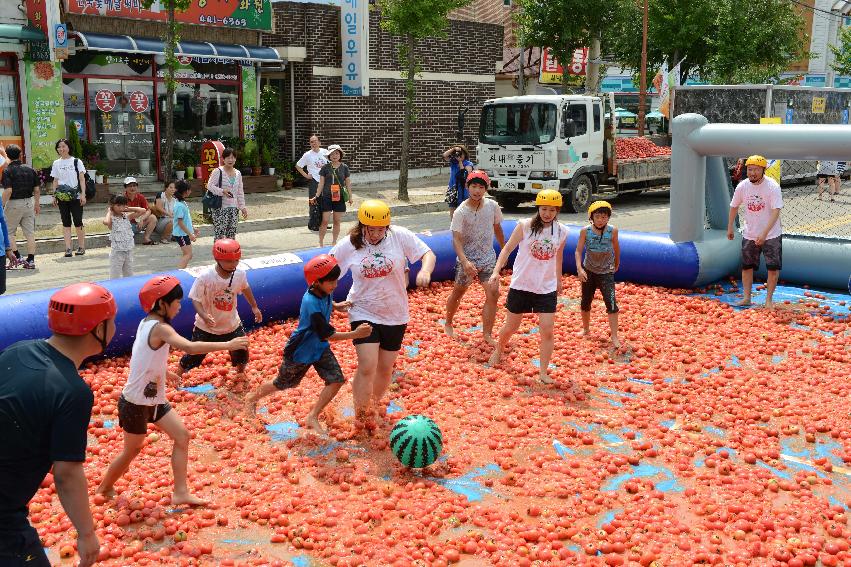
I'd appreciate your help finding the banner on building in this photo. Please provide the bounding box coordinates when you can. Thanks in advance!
[341,0,369,96]
[26,0,62,60]
[26,59,65,169]
[538,47,588,85]
[65,0,273,31]
[242,66,258,150]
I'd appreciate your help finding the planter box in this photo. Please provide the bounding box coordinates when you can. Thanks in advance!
[91,183,112,203]
[243,175,277,194]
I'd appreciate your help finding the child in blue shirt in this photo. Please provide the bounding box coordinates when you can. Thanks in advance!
[171,180,198,269]
[245,254,371,433]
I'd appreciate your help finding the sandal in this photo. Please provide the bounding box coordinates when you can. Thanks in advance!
[142,240,158,246]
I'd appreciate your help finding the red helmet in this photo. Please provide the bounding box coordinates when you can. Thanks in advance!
[139,275,181,313]
[213,238,242,261]
[466,170,491,188]
[48,283,117,336]
[304,254,338,286]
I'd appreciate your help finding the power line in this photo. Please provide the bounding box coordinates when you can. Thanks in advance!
[787,0,848,21]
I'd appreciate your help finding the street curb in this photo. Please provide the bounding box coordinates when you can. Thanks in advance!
[27,200,448,255]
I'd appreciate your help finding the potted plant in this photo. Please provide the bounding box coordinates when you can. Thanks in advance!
[174,155,185,180]
[184,150,196,180]
[246,147,261,176]
[261,147,274,175]
[279,171,293,190]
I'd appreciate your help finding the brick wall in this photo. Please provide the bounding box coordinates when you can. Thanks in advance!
[452,0,516,47]
[264,2,503,174]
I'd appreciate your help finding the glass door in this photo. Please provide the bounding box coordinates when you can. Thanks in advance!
[88,79,156,180]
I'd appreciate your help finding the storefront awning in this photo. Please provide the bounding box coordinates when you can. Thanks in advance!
[0,24,46,42]
[71,32,283,63]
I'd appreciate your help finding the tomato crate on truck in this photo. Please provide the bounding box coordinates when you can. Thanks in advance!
[477,94,671,212]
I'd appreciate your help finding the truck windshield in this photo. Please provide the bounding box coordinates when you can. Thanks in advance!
[480,103,558,145]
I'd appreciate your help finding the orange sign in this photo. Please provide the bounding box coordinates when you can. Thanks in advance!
[201,141,225,186]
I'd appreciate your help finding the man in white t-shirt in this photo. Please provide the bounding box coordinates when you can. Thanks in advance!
[296,134,330,206]
[727,154,783,309]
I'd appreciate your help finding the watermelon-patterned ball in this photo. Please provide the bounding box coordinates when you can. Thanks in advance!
[389,415,443,468]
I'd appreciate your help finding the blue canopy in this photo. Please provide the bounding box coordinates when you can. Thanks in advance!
[72,32,282,63]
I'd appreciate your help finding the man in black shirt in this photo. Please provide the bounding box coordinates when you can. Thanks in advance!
[0,282,117,567]
[1,145,40,269]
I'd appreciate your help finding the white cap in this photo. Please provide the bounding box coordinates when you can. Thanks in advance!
[123,176,138,186]
[327,144,344,157]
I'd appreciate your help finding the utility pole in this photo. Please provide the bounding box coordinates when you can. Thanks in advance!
[638,0,648,136]
[518,44,526,95]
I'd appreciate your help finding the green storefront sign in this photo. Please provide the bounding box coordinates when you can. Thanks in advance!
[26,58,65,169]
[242,66,257,152]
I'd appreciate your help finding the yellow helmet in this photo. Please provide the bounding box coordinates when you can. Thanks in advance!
[535,189,563,208]
[588,200,613,218]
[358,199,391,227]
[745,155,768,169]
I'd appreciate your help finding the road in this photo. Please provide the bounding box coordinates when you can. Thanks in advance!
[4,191,672,295]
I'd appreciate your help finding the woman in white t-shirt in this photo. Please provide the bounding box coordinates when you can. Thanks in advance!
[330,200,436,431]
[488,190,567,385]
[153,181,177,243]
[50,138,88,257]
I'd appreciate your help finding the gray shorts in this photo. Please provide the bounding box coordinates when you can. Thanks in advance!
[155,216,172,235]
[454,259,495,287]
[4,198,36,240]
[742,236,782,271]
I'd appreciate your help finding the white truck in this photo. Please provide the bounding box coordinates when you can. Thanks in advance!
[477,94,671,212]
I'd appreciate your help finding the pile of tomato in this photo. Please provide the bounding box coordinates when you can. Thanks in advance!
[32,275,851,566]
[615,137,673,160]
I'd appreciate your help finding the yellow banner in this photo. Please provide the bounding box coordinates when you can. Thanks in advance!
[759,117,783,183]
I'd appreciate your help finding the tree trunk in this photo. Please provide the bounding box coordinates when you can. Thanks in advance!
[586,33,601,95]
[163,3,176,181]
[398,33,414,202]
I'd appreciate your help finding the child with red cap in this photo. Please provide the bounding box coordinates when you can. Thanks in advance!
[245,254,371,433]
[96,275,248,506]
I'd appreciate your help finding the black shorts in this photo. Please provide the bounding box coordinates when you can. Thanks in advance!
[742,236,782,271]
[351,320,407,351]
[319,193,346,213]
[580,271,619,313]
[273,348,345,390]
[172,235,192,247]
[118,395,172,435]
[0,528,50,566]
[817,173,838,180]
[179,325,249,370]
[506,288,557,314]
[57,199,84,228]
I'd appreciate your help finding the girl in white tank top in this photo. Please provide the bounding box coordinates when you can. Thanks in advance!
[487,192,568,384]
[122,318,169,406]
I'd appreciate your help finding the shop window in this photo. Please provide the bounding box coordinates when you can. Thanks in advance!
[161,82,239,161]
[0,76,21,137]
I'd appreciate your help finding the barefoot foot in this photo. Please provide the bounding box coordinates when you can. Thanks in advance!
[443,323,456,337]
[576,329,590,338]
[488,348,502,366]
[305,415,327,434]
[539,373,554,385]
[171,492,208,507]
[483,334,496,347]
[734,298,752,307]
[96,487,116,500]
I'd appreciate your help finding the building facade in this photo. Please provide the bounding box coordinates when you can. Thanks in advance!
[262,1,503,180]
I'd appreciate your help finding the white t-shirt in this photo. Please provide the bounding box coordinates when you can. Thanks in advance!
[296,148,330,182]
[188,267,249,334]
[449,198,503,266]
[331,226,431,325]
[122,319,170,406]
[817,161,839,176]
[50,157,85,188]
[157,192,175,217]
[510,219,568,295]
[730,176,783,241]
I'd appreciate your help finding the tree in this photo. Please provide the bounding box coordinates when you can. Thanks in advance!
[830,24,851,77]
[607,0,807,85]
[377,0,471,201]
[142,0,191,181]
[515,0,625,93]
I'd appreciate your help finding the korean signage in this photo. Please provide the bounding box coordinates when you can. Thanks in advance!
[242,66,257,145]
[65,0,273,31]
[200,141,224,186]
[128,91,149,113]
[341,0,370,96]
[812,96,826,114]
[539,47,589,85]
[26,60,65,169]
[26,0,62,60]
[95,89,117,112]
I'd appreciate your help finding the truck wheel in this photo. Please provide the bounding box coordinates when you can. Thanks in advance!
[564,174,593,213]
[495,194,522,211]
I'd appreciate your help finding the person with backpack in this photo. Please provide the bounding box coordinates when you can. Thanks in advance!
[1,144,40,269]
[50,139,89,258]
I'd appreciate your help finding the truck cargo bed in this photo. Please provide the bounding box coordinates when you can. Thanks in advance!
[616,157,671,184]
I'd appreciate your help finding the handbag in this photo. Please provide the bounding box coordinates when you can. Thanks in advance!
[330,166,348,202]
[308,200,322,231]
[202,167,224,210]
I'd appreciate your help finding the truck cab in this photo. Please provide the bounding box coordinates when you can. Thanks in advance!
[478,95,607,212]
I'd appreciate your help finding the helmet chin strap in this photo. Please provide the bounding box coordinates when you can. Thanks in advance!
[90,322,109,354]
[216,260,237,274]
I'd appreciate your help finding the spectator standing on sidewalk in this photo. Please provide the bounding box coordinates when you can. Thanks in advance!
[2,144,40,269]
[442,145,473,219]
[123,177,159,245]
[296,135,329,222]
[312,144,353,247]
[51,139,87,258]
[205,148,247,240]
[816,160,840,202]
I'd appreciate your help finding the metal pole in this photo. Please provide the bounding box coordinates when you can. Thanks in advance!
[518,45,526,95]
[638,0,648,136]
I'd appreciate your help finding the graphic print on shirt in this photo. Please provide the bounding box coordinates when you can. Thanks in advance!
[360,251,394,278]
[212,287,236,312]
[529,236,557,261]
[746,194,766,214]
